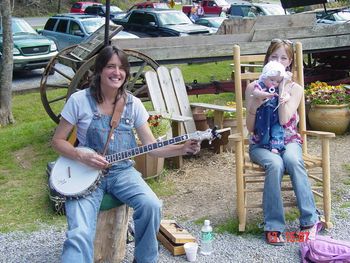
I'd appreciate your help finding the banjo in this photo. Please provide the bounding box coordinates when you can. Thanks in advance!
[50,128,219,199]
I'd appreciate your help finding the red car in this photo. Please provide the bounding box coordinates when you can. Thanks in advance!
[70,1,102,13]
[128,1,169,12]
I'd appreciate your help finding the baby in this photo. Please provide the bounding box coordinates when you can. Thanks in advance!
[252,61,290,153]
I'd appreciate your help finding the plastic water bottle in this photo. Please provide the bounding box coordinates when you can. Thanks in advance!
[200,219,213,255]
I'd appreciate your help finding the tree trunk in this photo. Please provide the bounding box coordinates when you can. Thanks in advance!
[0,0,15,126]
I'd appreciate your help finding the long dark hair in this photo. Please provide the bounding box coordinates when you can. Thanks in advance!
[90,46,130,103]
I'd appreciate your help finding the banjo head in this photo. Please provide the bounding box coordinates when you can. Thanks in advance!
[50,147,101,197]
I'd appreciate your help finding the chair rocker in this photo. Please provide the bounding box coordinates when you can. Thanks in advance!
[229,42,335,232]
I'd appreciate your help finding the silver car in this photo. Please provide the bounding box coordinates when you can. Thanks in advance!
[41,13,138,50]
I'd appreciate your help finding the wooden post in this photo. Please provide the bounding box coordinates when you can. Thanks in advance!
[321,138,333,229]
[94,204,129,263]
[169,121,183,169]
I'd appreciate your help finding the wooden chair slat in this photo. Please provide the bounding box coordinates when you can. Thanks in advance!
[170,67,197,134]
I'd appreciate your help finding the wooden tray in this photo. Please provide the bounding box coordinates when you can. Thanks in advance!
[159,220,196,243]
[157,220,196,256]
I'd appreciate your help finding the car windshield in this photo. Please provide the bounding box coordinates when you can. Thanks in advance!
[208,18,225,27]
[0,19,37,35]
[228,5,253,16]
[102,5,122,13]
[158,12,192,25]
[215,0,229,6]
[154,3,169,8]
[258,5,285,15]
[81,18,105,34]
[333,11,350,21]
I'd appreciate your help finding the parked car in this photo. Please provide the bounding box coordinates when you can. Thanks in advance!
[70,1,102,13]
[315,8,350,24]
[128,1,170,12]
[182,0,229,16]
[194,16,226,33]
[0,17,58,72]
[253,3,287,16]
[40,14,138,50]
[112,9,211,37]
[84,4,125,20]
[226,1,286,18]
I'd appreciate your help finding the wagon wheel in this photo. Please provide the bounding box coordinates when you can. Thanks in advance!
[40,48,159,124]
[40,45,82,124]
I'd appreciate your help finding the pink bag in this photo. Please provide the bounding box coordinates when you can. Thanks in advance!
[300,222,350,262]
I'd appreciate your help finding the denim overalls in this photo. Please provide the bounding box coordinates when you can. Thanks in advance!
[62,90,161,263]
[254,82,285,152]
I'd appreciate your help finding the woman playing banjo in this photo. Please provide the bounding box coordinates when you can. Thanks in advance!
[52,46,201,263]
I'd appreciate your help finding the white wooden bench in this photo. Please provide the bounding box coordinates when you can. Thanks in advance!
[145,66,236,167]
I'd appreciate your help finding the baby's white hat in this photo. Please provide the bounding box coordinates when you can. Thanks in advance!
[259,61,287,81]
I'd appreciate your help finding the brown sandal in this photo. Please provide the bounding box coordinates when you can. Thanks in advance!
[265,231,285,246]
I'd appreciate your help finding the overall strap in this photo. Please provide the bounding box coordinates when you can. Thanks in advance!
[102,96,126,156]
[86,88,99,114]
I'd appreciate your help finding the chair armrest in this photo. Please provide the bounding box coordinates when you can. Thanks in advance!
[301,130,336,139]
[190,102,236,113]
[168,115,193,123]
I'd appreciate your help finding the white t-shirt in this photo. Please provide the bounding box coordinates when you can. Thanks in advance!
[61,89,149,146]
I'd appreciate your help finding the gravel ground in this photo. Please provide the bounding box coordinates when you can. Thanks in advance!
[1,202,350,263]
[1,136,349,263]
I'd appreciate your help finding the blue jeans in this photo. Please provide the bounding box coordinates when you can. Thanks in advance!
[249,142,318,232]
[62,166,161,263]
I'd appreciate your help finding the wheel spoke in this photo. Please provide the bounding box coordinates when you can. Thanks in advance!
[128,61,147,91]
[45,83,69,89]
[53,66,74,81]
[48,94,67,104]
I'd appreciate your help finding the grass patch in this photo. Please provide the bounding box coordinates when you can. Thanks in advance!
[332,188,346,203]
[194,217,208,226]
[342,179,350,185]
[343,164,350,171]
[337,210,349,219]
[178,61,233,83]
[0,92,65,233]
[216,218,263,235]
[340,201,350,209]
[315,181,323,187]
[285,207,300,222]
[147,170,176,197]
[215,208,300,236]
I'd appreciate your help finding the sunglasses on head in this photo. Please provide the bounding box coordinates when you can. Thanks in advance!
[271,39,293,45]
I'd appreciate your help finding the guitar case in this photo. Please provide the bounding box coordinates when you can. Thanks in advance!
[46,161,66,215]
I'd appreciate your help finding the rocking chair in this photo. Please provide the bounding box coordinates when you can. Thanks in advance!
[229,42,335,232]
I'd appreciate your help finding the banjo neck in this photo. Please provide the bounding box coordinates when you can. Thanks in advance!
[105,134,190,165]
[104,128,218,165]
